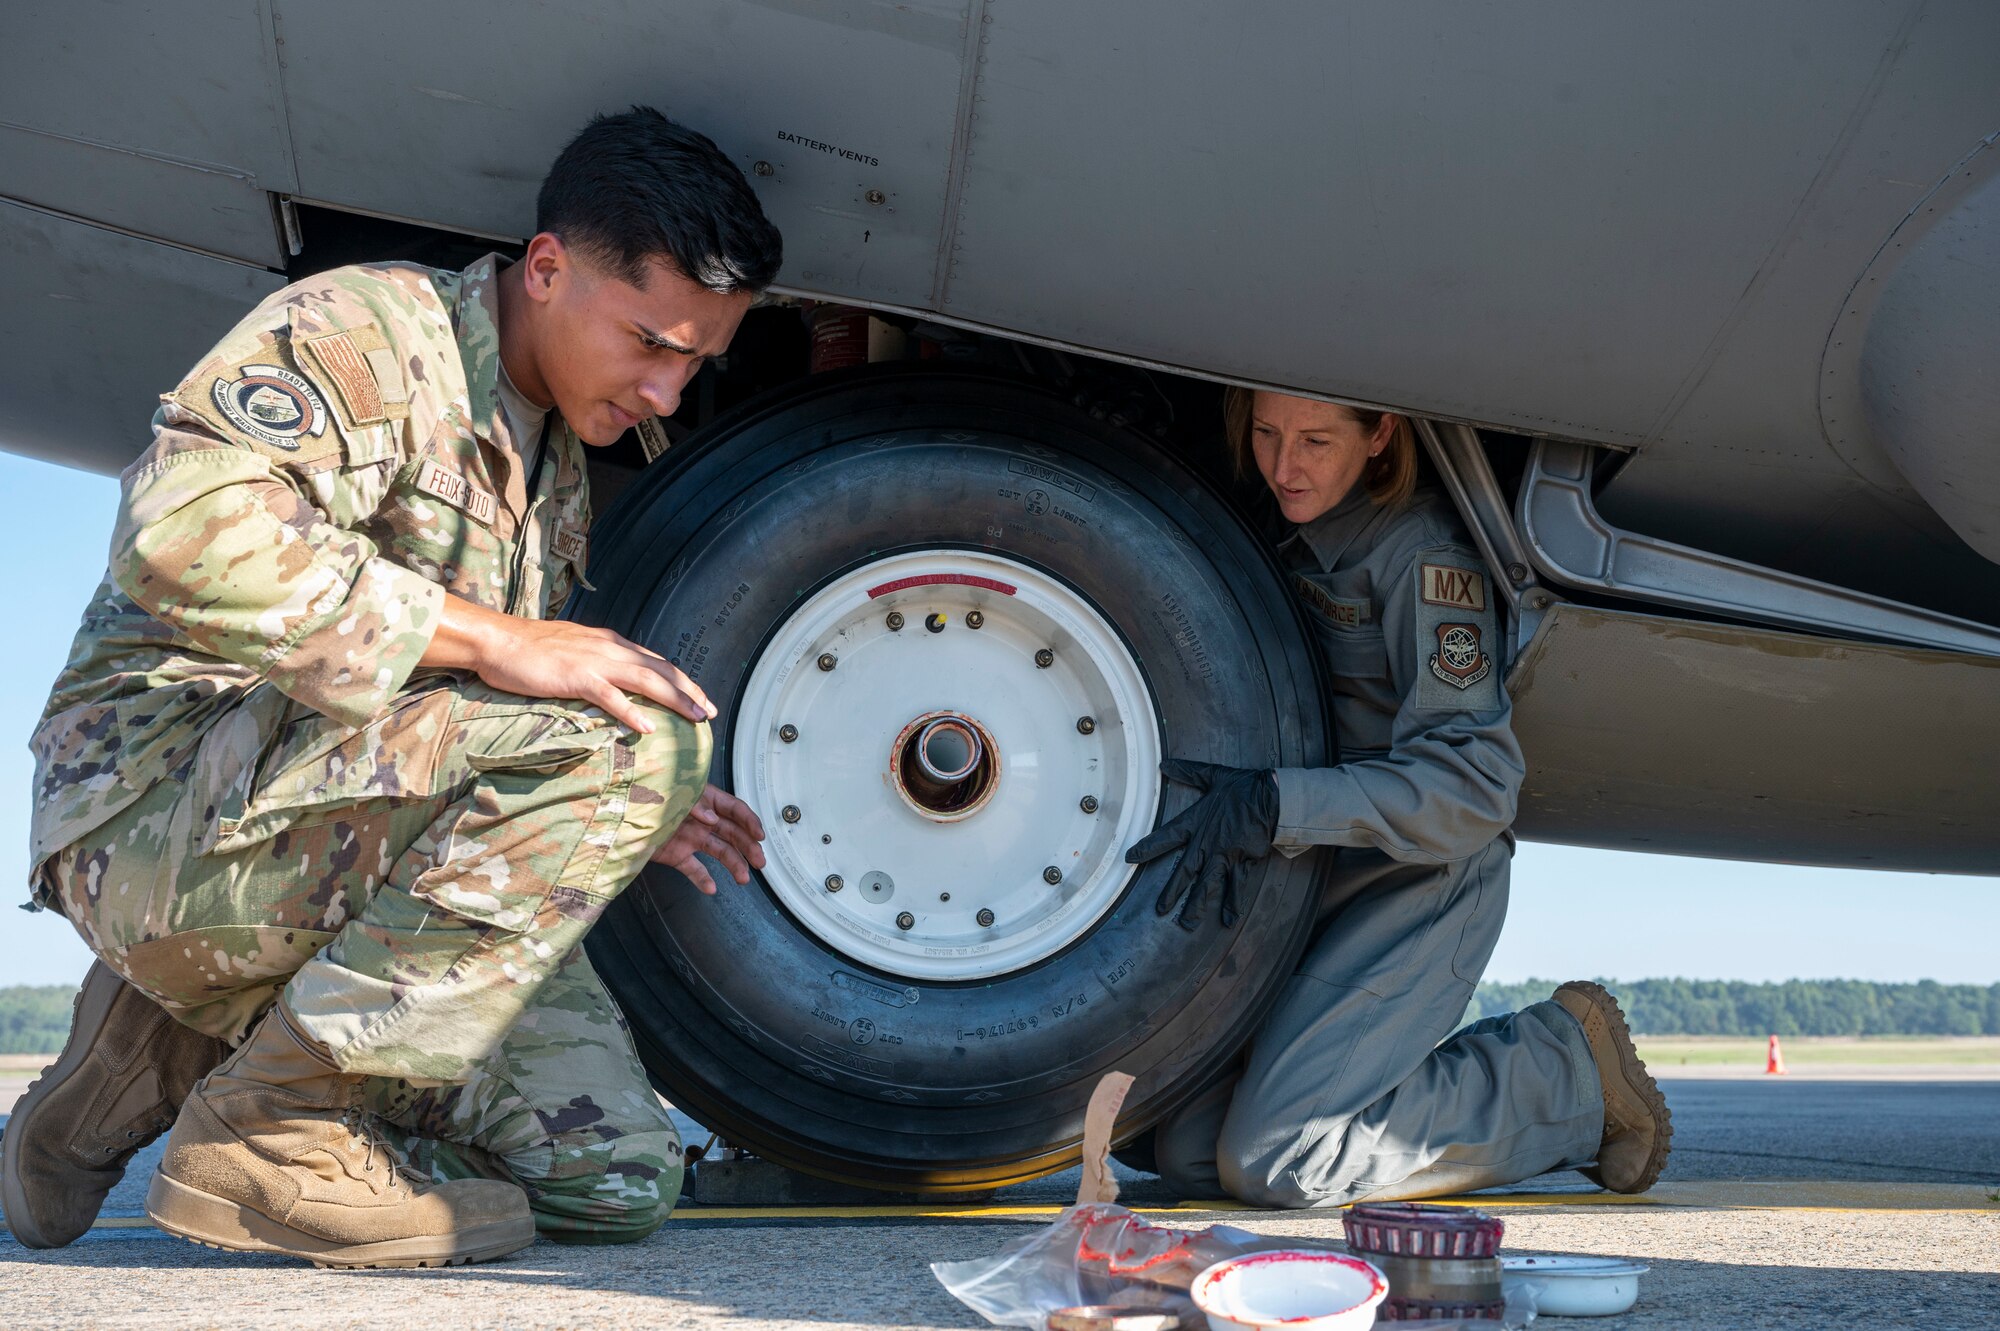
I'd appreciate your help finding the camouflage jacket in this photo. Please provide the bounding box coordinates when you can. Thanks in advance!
[27,254,592,873]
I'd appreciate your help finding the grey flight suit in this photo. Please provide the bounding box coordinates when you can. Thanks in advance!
[1152,488,1606,1207]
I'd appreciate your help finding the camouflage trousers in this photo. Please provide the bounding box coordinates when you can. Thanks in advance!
[43,676,711,1243]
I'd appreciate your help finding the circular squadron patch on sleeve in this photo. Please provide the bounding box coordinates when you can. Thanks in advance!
[211,364,329,450]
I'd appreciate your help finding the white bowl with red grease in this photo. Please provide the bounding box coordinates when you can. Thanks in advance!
[1190,1249,1390,1331]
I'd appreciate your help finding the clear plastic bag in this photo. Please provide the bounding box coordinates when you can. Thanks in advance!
[933,1204,1273,1329]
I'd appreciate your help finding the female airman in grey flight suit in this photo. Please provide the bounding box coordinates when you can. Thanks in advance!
[1126,388,1672,1207]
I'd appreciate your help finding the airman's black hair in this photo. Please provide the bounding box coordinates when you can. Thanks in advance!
[537,106,783,294]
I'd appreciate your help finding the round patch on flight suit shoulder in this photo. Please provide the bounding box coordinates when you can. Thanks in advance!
[211,364,329,451]
[1429,622,1492,689]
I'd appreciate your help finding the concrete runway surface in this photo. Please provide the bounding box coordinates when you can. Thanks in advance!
[5,1078,1998,1329]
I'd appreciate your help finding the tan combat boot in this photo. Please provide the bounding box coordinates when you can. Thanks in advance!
[2,961,226,1247]
[1554,981,1673,1193]
[146,1004,534,1268]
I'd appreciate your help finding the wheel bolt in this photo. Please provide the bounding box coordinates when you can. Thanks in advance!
[1043,865,1063,885]
[779,724,799,743]
[886,611,905,631]
[896,911,915,931]
[1076,715,1096,735]
[977,908,995,927]
[782,804,802,824]
[825,874,844,893]
[926,613,947,633]
[817,653,837,672]
[1080,795,1100,814]
[966,610,985,629]
[1035,648,1054,668]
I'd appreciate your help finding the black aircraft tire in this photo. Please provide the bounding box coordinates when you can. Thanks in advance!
[577,368,1331,1192]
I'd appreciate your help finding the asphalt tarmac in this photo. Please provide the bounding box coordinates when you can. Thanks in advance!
[5,1077,1998,1329]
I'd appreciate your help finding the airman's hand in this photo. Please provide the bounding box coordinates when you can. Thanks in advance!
[425,595,716,732]
[652,785,768,894]
[1125,759,1279,930]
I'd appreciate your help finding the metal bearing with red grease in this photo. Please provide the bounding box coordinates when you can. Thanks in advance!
[1341,1203,1506,1322]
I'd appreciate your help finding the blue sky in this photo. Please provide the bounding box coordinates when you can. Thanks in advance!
[2,450,1995,990]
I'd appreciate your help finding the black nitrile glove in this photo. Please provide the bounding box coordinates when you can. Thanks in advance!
[1123,759,1279,930]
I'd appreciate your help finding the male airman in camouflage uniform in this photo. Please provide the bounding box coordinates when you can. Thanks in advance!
[2,109,781,1266]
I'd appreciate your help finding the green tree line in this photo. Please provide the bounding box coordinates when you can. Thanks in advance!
[0,987,76,1055]
[1466,978,2000,1037]
[5,979,2000,1054]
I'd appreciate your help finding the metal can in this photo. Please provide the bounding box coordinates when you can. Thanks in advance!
[1341,1202,1505,1322]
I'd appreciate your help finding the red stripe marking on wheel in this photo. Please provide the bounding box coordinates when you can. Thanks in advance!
[867,574,1018,598]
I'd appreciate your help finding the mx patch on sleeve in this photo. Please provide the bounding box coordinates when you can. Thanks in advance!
[1413,557,1502,712]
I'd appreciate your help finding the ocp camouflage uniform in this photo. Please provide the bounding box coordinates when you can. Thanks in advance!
[27,255,709,1242]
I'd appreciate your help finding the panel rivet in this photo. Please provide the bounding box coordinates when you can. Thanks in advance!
[825,874,844,893]
[1080,795,1100,814]
[966,610,985,629]
[1076,716,1096,735]
[782,805,802,824]
[1035,649,1054,668]
[1043,865,1063,885]
[779,724,799,743]
[886,611,905,631]
[940,891,952,902]
[977,908,995,927]
[817,653,838,672]
[896,911,916,931]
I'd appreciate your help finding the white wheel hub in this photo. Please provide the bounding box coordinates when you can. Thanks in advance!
[733,550,1162,980]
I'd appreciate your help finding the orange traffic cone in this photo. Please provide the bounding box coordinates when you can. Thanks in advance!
[1765,1034,1788,1075]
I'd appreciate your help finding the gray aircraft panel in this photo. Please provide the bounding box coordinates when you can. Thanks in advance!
[1508,603,2000,874]
[0,126,285,268]
[5,2,1999,881]
[0,1,297,193]
[937,0,1909,446]
[269,0,969,310]
[0,202,284,475]
[1858,168,2000,562]
[1597,0,2000,546]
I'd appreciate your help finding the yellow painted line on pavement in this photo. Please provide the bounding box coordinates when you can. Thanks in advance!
[1623,1181,2000,1214]
[671,1204,1069,1221]
[0,1216,163,1233]
[1246,1182,2000,1215]
[648,1181,1999,1222]
[37,1181,1990,1235]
